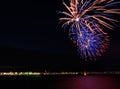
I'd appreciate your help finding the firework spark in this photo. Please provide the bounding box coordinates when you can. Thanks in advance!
[69,23,109,60]
[58,0,120,60]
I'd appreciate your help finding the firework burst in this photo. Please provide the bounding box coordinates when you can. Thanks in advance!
[58,0,120,60]
[69,22,109,60]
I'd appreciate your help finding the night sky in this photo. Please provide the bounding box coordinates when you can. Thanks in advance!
[0,0,120,72]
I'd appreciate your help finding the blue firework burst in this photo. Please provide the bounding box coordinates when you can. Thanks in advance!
[69,22,109,60]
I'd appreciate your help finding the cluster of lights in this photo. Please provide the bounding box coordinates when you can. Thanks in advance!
[0,72,120,76]
[0,72,40,76]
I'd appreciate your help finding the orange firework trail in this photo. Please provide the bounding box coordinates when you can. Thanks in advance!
[58,0,120,60]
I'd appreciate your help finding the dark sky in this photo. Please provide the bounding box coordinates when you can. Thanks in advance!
[0,0,120,72]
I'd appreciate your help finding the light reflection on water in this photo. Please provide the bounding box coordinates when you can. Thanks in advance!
[49,75,120,89]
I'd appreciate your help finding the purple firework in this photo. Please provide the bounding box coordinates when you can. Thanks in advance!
[69,22,109,60]
[58,0,120,60]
